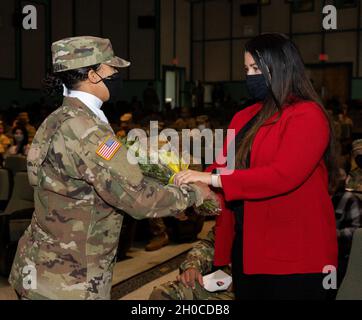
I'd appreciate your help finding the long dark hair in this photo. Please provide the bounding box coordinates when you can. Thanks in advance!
[237,33,338,192]
[43,64,101,97]
[12,125,29,155]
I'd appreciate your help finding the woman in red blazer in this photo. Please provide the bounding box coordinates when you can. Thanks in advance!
[174,33,338,300]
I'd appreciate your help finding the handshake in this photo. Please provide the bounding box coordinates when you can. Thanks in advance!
[122,137,221,216]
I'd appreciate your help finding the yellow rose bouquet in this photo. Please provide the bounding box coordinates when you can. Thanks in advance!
[121,137,221,216]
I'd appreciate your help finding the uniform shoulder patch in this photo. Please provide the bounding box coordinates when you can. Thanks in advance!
[96,136,122,161]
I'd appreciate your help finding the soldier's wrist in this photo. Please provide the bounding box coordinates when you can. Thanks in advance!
[188,184,204,207]
[180,262,202,273]
[178,184,200,208]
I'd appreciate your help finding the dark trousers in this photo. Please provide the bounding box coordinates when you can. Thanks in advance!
[232,269,329,300]
[231,235,331,300]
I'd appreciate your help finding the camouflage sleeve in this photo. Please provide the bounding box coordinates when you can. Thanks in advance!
[63,120,203,220]
[179,227,215,275]
[346,169,362,192]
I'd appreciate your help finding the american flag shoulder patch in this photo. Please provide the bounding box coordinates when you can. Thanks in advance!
[96,136,122,161]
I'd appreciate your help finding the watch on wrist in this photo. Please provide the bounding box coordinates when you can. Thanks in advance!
[211,174,221,188]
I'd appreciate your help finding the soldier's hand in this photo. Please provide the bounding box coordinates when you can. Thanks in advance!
[177,267,204,289]
[192,181,212,202]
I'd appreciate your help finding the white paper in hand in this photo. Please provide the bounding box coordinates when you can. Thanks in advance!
[203,270,232,292]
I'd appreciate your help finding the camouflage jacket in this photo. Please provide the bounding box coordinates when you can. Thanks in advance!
[180,227,231,276]
[346,168,362,194]
[9,97,202,300]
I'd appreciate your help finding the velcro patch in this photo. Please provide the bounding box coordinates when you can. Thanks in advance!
[96,136,121,161]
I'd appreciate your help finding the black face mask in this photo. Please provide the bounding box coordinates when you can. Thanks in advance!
[246,74,268,101]
[96,72,123,103]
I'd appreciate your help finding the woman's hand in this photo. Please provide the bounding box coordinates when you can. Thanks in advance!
[174,170,212,186]
[177,267,204,289]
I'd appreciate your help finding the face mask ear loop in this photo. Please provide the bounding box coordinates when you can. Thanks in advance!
[89,70,105,85]
[92,70,120,84]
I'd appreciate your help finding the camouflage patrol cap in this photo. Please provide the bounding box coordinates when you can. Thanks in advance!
[52,36,130,73]
[352,139,362,157]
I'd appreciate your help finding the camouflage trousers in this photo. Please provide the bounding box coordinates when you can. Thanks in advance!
[149,280,234,300]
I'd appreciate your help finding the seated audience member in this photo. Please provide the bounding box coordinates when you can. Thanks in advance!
[173,107,197,130]
[0,121,11,158]
[346,139,362,193]
[338,103,353,142]
[333,139,362,283]
[13,112,37,144]
[149,227,234,300]
[196,115,210,131]
[4,126,30,158]
[116,113,134,138]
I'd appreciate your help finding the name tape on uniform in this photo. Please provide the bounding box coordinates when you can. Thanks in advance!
[96,136,121,161]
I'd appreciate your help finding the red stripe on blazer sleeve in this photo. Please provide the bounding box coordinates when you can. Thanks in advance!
[220,103,330,201]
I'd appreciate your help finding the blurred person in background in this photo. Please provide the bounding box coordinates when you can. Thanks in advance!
[173,107,197,130]
[116,113,134,138]
[130,96,143,122]
[338,103,354,169]
[192,81,204,110]
[4,125,30,158]
[212,83,225,108]
[143,81,160,113]
[196,115,210,131]
[326,107,345,176]
[338,103,353,143]
[346,139,362,193]
[333,139,362,285]
[12,112,37,144]
[0,121,11,160]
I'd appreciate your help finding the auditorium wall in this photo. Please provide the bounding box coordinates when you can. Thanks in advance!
[190,0,362,101]
[0,0,361,109]
[0,0,161,107]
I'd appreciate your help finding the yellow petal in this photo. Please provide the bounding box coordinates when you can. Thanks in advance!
[169,173,176,184]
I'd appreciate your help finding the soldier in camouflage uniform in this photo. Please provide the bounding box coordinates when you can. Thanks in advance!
[149,227,234,300]
[335,139,362,282]
[346,139,362,196]
[8,36,210,300]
